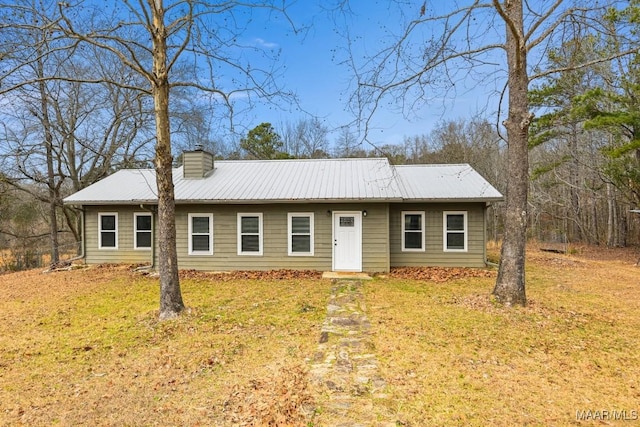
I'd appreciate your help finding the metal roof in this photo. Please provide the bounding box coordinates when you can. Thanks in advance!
[63,158,503,205]
[395,164,503,202]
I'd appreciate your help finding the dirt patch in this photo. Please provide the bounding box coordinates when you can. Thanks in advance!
[528,242,639,264]
[568,244,639,263]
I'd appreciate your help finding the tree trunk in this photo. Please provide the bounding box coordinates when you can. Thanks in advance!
[568,125,583,242]
[606,182,616,246]
[151,2,184,320]
[493,0,528,306]
[37,55,60,266]
[620,205,628,247]
[591,195,600,244]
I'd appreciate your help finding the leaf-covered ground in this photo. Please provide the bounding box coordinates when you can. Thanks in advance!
[0,245,639,425]
[388,266,495,282]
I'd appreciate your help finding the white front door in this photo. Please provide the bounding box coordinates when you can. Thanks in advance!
[332,211,362,272]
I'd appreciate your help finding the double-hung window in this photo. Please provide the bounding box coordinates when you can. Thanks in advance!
[188,213,213,255]
[288,213,314,256]
[238,213,263,255]
[134,213,152,250]
[444,211,468,252]
[98,213,118,249]
[402,211,425,251]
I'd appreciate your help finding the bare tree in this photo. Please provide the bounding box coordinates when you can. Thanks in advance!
[334,126,361,157]
[299,118,331,158]
[52,1,298,319]
[342,1,638,305]
[279,118,331,158]
[0,3,156,265]
[0,1,66,265]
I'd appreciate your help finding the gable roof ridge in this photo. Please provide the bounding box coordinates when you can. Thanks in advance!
[215,157,388,164]
[394,163,471,168]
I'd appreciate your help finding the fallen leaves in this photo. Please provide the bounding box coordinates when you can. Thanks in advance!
[388,266,496,282]
[179,269,323,281]
[222,363,314,426]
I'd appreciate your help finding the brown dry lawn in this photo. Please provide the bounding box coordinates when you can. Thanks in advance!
[365,245,640,426]
[0,245,639,426]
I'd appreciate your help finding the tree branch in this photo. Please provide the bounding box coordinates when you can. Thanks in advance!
[530,47,640,82]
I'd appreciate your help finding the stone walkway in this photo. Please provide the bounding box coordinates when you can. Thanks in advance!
[308,280,394,426]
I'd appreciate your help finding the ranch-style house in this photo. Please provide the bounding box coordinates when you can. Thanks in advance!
[63,149,503,272]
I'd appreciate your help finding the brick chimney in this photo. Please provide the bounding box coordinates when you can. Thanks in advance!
[182,145,214,178]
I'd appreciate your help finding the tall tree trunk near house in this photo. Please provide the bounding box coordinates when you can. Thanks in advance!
[151,2,184,320]
[37,57,60,266]
[493,0,529,306]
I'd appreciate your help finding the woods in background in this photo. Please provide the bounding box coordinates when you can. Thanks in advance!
[1,1,639,272]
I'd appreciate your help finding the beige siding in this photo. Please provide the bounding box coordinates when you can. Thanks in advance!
[390,203,487,268]
[183,151,214,178]
[84,206,155,265]
[83,203,389,272]
[175,203,389,272]
[83,202,486,270]
[361,204,390,272]
[175,204,330,271]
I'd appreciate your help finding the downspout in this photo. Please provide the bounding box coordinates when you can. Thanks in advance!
[80,206,86,260]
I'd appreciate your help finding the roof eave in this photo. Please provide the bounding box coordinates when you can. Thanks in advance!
[62,199,159,206]
[176,197,405,204]
[63,197,405,205]
[64,196,504,205]
[402,197,504,203]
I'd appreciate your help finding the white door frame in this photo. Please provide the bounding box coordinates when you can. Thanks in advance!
[332,211,363,272]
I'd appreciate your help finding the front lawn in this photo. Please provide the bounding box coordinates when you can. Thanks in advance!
[1,247,638,426]
[0,266,328,425]
[364,249,640,426]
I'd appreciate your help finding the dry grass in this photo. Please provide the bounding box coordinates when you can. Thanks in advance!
[366,247,640,426]
[1,246,639,426]
[0,265,328,426]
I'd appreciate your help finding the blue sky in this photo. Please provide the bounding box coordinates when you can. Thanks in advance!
[230,0,504,147]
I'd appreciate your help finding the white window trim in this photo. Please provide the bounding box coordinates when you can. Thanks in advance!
[401,211,425,252]
[98,212,118,250]
[237,213,263,256]
[287,212,314,256]
[133,212,152,251]
[188,213,214,256]
[443,211,468,252]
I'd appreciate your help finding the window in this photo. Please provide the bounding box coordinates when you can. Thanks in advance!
[98,213,118,249]
[188,213,213,255]
[339,216,354,227]
[444,211,468,252]
[134,213,152,250]
[288,213,314,256]
[402,211,425,251]
[238,213,263,255]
